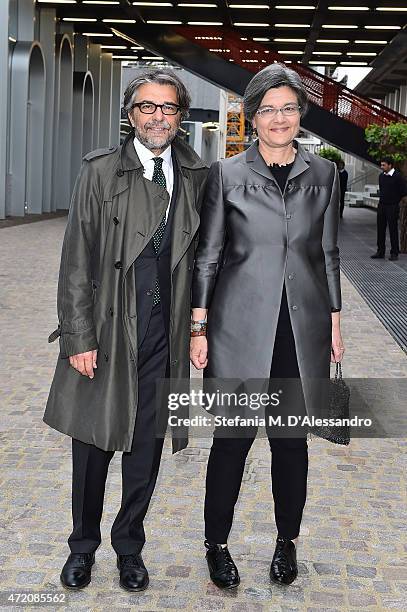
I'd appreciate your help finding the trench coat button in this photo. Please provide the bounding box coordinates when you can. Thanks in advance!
[286,213,292,220]
[171,359,178,366]
[146,289,153,296]
[109,307,114,316]
[114,261,123,269]
[288,273,295,280]
[116,168,124,177]
[292,305,298,311]
[113,216,119,225]
[104,353,109,362]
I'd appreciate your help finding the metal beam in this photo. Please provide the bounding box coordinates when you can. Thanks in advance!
[303,0,329,66]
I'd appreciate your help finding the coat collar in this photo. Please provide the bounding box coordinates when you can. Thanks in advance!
[119,130,207,172]
[245,138,310,183]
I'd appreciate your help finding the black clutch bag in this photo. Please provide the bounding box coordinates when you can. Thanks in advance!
[311,362,350,445]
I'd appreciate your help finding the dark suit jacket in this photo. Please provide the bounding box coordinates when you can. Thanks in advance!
[379,169,407,205]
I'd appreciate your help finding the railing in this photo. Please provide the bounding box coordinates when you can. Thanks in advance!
[176,26,407,131]
[348,168,379,188]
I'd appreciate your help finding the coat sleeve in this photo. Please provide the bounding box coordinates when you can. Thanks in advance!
[192,161,226,308]
[322,164,342,312]
[50,160,101,357]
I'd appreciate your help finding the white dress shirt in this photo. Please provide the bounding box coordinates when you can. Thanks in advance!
[384,167,395,176]
[133,136,174,221]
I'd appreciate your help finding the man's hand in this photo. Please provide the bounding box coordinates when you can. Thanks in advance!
[190,337,208,370]
[69,350,98,379]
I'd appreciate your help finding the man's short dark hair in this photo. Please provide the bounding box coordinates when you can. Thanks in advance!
[381,156,394,166]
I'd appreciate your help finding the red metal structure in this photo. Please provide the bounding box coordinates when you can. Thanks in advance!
[176,26,406,131]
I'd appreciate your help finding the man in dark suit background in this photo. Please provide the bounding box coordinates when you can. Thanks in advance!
[337,159,348,219]
[371,156,407,261]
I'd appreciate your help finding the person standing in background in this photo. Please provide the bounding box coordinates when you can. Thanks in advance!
[337,159,348,219]
[371,156,407,261]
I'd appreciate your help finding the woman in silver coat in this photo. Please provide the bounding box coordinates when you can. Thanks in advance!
[190,63,345,589]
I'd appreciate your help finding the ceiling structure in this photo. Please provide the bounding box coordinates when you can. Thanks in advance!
[35,1,407,98]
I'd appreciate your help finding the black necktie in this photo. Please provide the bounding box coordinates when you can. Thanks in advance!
[151,157,167,306]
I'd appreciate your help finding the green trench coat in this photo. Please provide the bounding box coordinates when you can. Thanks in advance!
[44,134,208,453]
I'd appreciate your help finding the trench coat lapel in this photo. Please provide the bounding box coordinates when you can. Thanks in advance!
[170,164,200,273]
[113,134,170,276]
[246,139,310,185]
[170,137,205,272]
[108,133,204,276]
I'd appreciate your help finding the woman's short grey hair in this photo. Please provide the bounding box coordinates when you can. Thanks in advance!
[243,63,309,122]
[123,68,191,120]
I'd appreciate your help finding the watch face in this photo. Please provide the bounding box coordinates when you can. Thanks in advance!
[191,322,206,332]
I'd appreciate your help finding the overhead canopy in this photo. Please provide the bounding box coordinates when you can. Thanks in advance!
[37,1,407,97]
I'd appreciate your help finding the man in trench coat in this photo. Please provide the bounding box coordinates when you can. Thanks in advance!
[44,69,208,591]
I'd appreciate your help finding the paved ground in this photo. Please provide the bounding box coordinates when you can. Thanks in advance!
[338,207,407,353]
[1,209,406,612]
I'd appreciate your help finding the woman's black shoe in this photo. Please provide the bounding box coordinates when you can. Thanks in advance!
[270,536,298,585]
[205,540,240,589]
[117,553,149,592]
[60,552,95,590]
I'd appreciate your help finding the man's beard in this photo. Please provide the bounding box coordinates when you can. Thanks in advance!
[133,119,179,152]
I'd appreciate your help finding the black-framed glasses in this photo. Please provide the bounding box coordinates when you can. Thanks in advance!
[131,101,181,115]
[256,104,301,118]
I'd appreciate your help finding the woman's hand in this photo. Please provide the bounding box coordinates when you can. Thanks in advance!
[331,325,345,363]
[190,336,208,370]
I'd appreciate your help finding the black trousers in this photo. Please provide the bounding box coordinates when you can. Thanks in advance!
[377,202,400,256]
[68,304,168,555]
[205,290,308,543]
[340,193,345,218]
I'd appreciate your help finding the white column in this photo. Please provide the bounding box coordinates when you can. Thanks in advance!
[110,61,121,147]
[74,33,88,72]
[18,0,35,41]
[37,8,56,213]
[0,1,9,218]
[398,84,407,117]
[388,92,396,111]
[394,89,400,113]
[88,44,101,148]
[98,53,112,148]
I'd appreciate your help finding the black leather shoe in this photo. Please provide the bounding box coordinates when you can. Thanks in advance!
[389,254,398,261]
[60,552,95,590]
[371,252,385,259]
[117,554,149,592]
[205,541,240,589]
[270,536,298,585]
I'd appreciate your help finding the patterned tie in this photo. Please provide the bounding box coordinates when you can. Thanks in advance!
[151,157,167,306]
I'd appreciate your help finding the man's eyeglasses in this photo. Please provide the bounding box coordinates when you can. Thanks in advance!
[131,102,181,115]
[256,104,301,118]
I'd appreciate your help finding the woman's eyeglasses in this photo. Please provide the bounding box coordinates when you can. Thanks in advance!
[131,102,181,115]
[256,104,301,118]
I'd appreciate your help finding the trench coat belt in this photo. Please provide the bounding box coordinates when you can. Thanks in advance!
[48,325,61,343]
